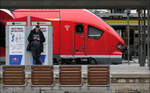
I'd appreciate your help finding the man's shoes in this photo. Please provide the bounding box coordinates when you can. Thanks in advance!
[36,62,42,65]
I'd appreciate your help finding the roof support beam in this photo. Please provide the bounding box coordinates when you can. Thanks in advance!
[0,0,149,9]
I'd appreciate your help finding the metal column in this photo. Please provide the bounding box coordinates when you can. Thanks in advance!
[138,9,146,66]
[143,9,146,66]
[47,26,53,65]
[138,9,141,66]
[146,0,150,70]
[148,9,150,70]
[127,9,130,64]
[5,25,9,65]
[25,16,32,65]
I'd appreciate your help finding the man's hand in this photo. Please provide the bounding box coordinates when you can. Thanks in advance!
[33,37,40,40]
[33,37,37,40]
[37,38,40,40]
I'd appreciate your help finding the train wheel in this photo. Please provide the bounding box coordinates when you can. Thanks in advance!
[90,58,97,64]
[53,58,58,65]
[58,59,62,65]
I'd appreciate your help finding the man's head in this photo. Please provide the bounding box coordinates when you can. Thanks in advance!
[35,25,40,32]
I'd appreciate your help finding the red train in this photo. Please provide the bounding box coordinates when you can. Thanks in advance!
[0,9,15,64]
[0,9,126,64]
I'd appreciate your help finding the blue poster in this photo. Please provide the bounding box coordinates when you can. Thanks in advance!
[9,55,22,65]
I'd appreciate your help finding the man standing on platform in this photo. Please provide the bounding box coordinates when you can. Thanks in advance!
[27,25,45,65]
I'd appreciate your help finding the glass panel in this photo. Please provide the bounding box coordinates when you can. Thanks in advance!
[88,25,104,40]
[76,24,84,34]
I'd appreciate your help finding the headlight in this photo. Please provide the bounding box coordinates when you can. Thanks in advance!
[117,43,126,52]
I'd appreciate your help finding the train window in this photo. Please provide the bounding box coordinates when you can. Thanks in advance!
[76,24,84,34]
[0,23,5,47]
[88,25,104,40]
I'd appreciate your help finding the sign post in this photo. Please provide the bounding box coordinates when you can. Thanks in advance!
[6,22,27,65]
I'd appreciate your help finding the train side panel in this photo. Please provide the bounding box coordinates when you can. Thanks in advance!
[60,21,74,55]
[51,21,60,55]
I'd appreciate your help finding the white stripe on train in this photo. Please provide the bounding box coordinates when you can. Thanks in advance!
[61,55,122,58]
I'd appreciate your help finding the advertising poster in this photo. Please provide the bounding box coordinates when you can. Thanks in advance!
[9,26,25,65]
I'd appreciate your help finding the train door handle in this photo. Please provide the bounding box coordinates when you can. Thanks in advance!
[80,46,85,49]
[80,36,86,38]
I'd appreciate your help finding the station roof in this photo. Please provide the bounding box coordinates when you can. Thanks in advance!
[0,0,149,9]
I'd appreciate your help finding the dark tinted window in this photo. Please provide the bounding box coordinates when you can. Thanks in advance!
[0,23,5,47]
[76,24,84,34]
[88,25,104,40]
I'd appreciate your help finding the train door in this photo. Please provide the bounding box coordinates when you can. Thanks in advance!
[60,21,74,55]
[74,24,87,55]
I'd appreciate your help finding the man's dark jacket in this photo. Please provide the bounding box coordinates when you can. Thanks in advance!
[27,29,45,52]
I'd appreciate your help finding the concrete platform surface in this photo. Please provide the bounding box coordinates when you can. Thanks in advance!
[110,63,149,74]
[0,63,149,93]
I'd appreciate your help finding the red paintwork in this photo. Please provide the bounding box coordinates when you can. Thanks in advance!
[0,47,5,57]
[0,9,126,60]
